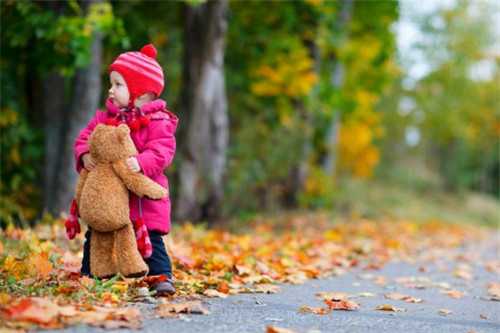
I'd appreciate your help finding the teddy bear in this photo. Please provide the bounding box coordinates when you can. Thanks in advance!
[74,124,168,278]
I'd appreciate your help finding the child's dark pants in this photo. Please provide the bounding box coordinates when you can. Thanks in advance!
[81,229,173,278]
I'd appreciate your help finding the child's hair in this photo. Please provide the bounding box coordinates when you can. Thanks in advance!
[109,44,164,107]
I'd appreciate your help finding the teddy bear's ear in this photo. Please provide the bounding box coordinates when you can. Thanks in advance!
[116,124,130,142]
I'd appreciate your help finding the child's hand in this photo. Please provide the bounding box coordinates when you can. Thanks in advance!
[82,153,96,171]
[126,157,141,172]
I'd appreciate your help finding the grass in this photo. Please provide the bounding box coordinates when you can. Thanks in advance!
[334,177,500,227]
[221,163,500,232]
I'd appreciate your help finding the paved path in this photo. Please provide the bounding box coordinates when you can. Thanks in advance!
[46,237,500,333]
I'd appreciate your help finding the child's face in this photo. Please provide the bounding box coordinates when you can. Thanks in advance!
[108,71,130,107]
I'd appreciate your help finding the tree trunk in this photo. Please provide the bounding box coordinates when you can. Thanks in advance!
[42,72,67,213]
[322,0,353,175]
[282,100,311,208]
[176,0,229,223]
[283,40,322,207]
[51,6,102,216]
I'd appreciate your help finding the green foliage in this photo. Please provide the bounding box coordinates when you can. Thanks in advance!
[0,1,127,225]
[111,1,183,108]
[312,0,398,179]
[224,113,308,215]
[1,1,127,76]
[298,166,336,209]
[0,107,43,226]
[184,0,207,6]
[388,0,500,194]
[223,1,321,214]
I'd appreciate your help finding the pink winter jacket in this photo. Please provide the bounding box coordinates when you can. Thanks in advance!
[74,98,178,234]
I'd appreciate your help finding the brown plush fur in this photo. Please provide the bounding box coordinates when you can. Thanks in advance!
[75,124,168,278]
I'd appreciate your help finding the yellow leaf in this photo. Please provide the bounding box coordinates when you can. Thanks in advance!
[29,252,53,279]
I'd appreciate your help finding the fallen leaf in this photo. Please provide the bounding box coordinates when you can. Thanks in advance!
[233,264,252,276]
[284,272,308,285]
[79,276,95,289]
[142,274,168,286]
[243,274,274,284]
[374,276,387,286]
[254,284,280,294]
[441,290,464,299]
[487,282,500,301]
[384,293,422,303]
[375,304,405,312]
[453,266,472,280]
[315,292,349,301]
[324,299,359,311]
[266,326,297,333]
[156,301,209,317]
[111,281,129,294]
[438,308,452,316]
[61,251,82,274]
[2,297,76,326]
[480,314,488,319]
[485,261,500,274]
[217,281,230,294]
[203,289,228,298]
[299,305,330,315]
[101,291,119,304]
[81,306,142,329]
[384,292,406,300]
[30,252,53,279]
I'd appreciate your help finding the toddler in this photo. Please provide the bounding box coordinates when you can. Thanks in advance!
[70,44,178,296]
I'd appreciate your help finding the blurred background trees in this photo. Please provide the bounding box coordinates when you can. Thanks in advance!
[1,0,498,227]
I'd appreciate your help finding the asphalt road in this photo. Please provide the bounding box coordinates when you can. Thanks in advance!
[46,236,500,333]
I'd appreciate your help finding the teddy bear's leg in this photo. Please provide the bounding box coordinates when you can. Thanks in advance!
[115,223,149,278]
[90,230,118,278]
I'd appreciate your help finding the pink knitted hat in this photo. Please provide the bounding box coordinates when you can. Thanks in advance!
[109,44,164,107]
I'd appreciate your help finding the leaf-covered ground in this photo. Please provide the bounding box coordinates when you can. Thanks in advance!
[1,214,498,331]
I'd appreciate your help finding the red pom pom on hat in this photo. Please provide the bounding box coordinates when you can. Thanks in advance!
[140,44,157,59]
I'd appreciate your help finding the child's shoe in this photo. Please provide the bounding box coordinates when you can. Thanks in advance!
[152,278,176,296]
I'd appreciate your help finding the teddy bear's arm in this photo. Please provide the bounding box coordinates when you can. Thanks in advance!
[112,159,168,200]
[75,169,89,206]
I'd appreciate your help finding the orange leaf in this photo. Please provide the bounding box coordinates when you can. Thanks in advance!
[2,298,33,317]
[217,281,230,294]
[203,289,228,298]
[30,252,53,279]
[2,297,73,325]
[487,282,500,301]
[376,304,405,312]
[299,305,330,315]
[142,274,167,286]
[441,290,465,299]
[266,326,297,333]
[324,299,359,311]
